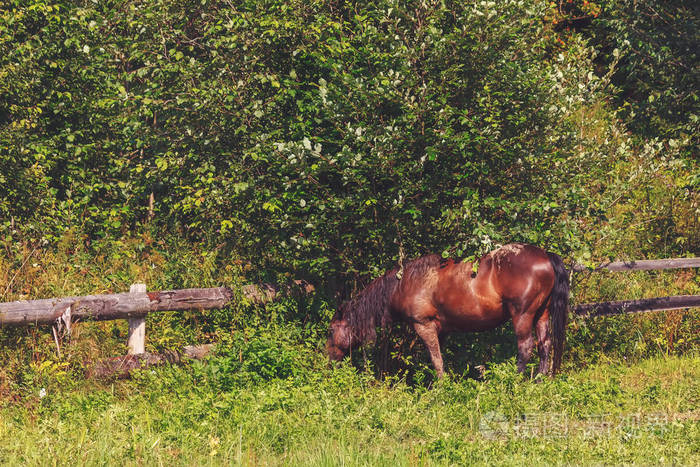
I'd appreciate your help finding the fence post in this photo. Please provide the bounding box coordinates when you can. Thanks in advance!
[127,284,147,355]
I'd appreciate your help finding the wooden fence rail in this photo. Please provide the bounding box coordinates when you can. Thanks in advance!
[574,295,700,317]
[0,286,234,327]
[0,280,313,327]
[572,257,700,272]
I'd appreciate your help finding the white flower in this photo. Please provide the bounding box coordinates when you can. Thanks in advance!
[39,388,47,398]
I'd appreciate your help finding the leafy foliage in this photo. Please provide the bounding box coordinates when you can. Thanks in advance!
[2,0,696,292]
[589,0,698,143]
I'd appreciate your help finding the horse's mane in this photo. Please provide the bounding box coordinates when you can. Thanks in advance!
[338,254,441,343]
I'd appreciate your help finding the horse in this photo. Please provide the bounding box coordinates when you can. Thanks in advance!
[327,243,570,378]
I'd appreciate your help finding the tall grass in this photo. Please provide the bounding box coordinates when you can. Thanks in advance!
[1,353,697,465]
[0,234,698,464]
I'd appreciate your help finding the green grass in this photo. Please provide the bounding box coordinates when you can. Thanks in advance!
[1,238,698,465]
[1,353,697,466]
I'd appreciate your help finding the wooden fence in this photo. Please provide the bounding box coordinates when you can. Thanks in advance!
[570,257,700,273]
[0,281,312,355]
[0,258,698,356]
[571,257,700,316]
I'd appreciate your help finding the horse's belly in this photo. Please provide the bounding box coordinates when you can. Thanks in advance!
[439,302,508,332]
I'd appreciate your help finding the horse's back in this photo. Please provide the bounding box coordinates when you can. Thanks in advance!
[390,244,555,331]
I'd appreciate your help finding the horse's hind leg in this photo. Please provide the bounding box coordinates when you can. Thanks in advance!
[509,303,535,375]
[413,319,444,378]
[535,308,552,375]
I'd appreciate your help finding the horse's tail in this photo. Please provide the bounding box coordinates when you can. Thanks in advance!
[547,251,570,375]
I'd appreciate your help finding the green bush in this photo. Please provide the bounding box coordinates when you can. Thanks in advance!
[3,0,695,289]
[205,333,307,388]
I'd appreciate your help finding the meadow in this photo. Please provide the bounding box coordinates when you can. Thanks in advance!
[1,238,698,465]
[1,348,697,465]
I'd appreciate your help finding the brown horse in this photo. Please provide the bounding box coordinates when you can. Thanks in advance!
[327,243,569,377]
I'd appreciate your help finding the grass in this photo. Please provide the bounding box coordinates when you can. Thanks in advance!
[1,236,698,465]
[0,351,697,466]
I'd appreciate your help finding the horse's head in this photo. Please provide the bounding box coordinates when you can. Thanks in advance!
[327,302,359,361]
[326,316,352,361]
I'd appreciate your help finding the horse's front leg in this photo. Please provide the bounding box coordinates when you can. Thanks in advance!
[413,319,444,378]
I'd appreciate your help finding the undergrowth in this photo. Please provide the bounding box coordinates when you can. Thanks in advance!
[0,352,697,465]
[0,235,698,465]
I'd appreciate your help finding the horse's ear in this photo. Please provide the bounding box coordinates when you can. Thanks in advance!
[334,302,348,320]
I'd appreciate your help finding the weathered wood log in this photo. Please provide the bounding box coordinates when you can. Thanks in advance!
[87,351,182,379]
[0,287,234,326]
[574,295,700,317]
[0,279,316,327]
[241,279,315,304]
[182,343,215,359]
[86,344,216,379]
[572,258,700,273]
[241,283,279,304]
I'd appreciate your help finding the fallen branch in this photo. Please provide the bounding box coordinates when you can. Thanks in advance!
[86,344,216,379]
[241,280,315,304]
